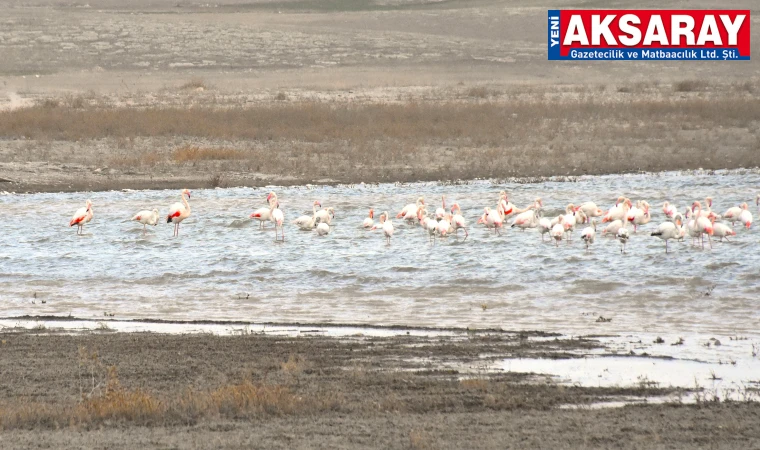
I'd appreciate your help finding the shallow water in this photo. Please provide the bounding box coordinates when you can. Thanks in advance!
[1,170,759,338]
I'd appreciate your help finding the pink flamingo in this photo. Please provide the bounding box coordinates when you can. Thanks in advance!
[450,203,468,239]
[362,209,375,228]
[271,201,285,241]
[167,189,191,237]
[69,199,93,235]
[250,192,277,229]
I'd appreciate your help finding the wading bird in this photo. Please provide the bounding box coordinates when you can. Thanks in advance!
[167,189,191,237]
[69,199,93,235]
[132,208,159,234]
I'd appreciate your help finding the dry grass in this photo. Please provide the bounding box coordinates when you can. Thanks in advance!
[173,145,246,163]
[1,99,757,144]
[2,93,759,182]
[0,368,328,430]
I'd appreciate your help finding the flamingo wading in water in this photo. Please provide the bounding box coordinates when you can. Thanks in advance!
[132,208,159,235]
[250,192,277,229]
[271,201,285,241]
[167,189,191,237]
[70,199,93,235]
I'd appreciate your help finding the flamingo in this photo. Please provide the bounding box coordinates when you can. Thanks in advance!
[551,204,577,241]
[166,189,191,237]
[511,208,539,231]
[662,201,677,219]
[69,199,93,235]
[131,208,159,235]
[271,201,285,241]
[690,201,714,249]
[362,209,375,228]
[739,205,753,229]
[626,200,651,232]
[436,214,453,237]
[250,192,277,229]
[617,227,630,253]
[580,219,596,252]
[315,206,335,225]
[651,217,683,253]
[510,199,543,231]
[723,203,745,226]
[316,222,330,236]
[550,220,565,247]
[450,203,468,239]
[538,217,552,241]
[397,197,424,221]
[418,208,438,243]
[711,219,735,242]
[435,196,447,220]
[480,207,503,235]
[602,219,624,237]
[381,212,394,244]
[497,191,515,219]
[292,201,321,230]
[578,202,603,221]
[602,198,631,223]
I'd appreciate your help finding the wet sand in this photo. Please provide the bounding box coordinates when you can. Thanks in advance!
[0,330,758,449]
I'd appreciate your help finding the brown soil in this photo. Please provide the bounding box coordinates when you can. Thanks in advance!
[0,331,758,448]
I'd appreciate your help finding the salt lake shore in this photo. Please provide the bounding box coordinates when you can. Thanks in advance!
[0,328,757,449]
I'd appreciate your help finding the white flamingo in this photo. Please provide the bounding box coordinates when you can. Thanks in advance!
[538,217,552,241]
[315,206,335,225]
[131,208,159,234]
[602,219,624,237]
[382,211,394,244]
[550,220,565,247]
[580,219,596,252]
[651,217,683,253]
[436,214,453,237]
[271,201,285,241]
[578,201,603,221]
[711,219,735,242]
[435,195,447,220]
[690,201,714,249]
[69,199,93,235]
[362,209,375,228]
[292,200,321,230]
[166,189,191,237]
[316,222,330,236]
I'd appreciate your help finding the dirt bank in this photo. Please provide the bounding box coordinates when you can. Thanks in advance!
[0,331,758,449]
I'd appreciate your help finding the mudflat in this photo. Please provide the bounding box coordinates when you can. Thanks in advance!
[0,0,758,192]
[0,330,758,449]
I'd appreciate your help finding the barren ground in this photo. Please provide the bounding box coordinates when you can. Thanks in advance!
[0,330,758,449]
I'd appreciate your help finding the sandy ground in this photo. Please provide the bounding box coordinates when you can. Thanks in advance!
[0,330,758,449]
[0,0,758,192]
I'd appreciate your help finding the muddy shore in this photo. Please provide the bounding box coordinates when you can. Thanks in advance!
[0,330,758,449]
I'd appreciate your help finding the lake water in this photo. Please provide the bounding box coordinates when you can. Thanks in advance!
[1,170,758,339]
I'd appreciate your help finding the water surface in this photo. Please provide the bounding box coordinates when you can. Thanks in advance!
[1,170,758,338]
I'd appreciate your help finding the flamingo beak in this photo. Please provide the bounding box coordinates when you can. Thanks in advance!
[187,192,191,199]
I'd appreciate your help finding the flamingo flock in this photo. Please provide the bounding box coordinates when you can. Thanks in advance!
[68,189,757,253]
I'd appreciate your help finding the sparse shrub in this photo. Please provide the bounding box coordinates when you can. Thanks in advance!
[674,80,708,92]
[275,92,288,101]
[179,78,207,90]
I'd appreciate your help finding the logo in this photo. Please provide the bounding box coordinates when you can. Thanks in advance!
[548,10,750,60]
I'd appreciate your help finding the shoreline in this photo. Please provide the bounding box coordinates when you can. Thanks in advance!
[0,330,757,448]
[2,165,759,195]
